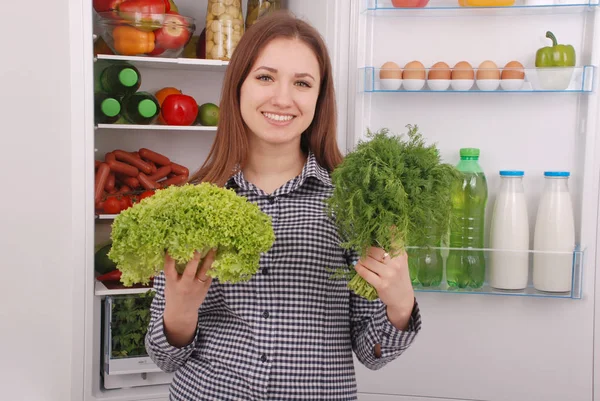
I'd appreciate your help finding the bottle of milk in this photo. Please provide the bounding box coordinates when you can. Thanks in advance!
[489,171,530,290]
[533,171,575,292]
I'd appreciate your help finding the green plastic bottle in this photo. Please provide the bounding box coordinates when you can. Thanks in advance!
[121,92,160,125]
[98,63,141,97]
[446,148,488,289]
[94,93,121,124]
[416,227,443,287]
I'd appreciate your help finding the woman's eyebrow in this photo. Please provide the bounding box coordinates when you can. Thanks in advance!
[253,66,315,81]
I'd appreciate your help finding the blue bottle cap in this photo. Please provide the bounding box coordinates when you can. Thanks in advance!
[499,170,524,176]
[544,171,570,177]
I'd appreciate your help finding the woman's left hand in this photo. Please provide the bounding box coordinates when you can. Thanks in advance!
[354,247,415,331]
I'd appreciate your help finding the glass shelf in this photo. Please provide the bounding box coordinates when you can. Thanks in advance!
[360,65,595,93]
[406,246,585,299]
[363,0,598,16]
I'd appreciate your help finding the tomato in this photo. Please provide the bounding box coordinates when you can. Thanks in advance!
[139,190,155,201]
[119,195,133,210]
[103,197,122,214]
[161,94,198,126]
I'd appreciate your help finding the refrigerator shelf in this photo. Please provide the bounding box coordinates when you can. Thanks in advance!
[96,124,218,132]
[95,54,229,72]
[95,280,154,296]
[407,245,584,299]
[363,0,598,16]
[360,65,596,93]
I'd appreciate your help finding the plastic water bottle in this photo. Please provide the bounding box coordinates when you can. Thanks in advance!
[446,148,488,289]
[489,171,530,290]
[533,171,575,292]
[121,92,160,125]
[98,62,142,97]
[94,93,121,125]
[416,226,443,287]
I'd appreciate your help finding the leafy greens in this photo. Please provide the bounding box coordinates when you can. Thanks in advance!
[326,125,460,300]
[108,183,276,286]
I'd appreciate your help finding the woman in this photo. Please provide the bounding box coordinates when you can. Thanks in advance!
[145,10,421,400]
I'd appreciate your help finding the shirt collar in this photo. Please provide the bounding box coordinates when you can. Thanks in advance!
[226,151,333,193]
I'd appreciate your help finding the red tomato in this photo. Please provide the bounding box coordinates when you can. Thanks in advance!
[103,197,121,214]
[119,195,133,210]
[139,190,155,201]
[161,94,198,126]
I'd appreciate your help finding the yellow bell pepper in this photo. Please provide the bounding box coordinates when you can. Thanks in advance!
[112,25,155,56]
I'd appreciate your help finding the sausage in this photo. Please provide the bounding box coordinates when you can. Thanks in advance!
[95,163,110,203]
[105,152,116,163]
[105,172,116,192]
[139,148,170,166]
[148,165,172,182]
[114,150,153,174]
[107,187,118,195]
[160,174,188,187]
[118,185,131,194]
[108,159,139,177]
[170,162,189,177]
[116,174,140,189]
[138,172,160,189]
[95,160,102,169]
[145,159,158,174]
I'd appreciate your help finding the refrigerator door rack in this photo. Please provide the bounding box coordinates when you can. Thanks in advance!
[361,65,596,93]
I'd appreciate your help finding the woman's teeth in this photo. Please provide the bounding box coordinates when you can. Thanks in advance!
[263,112,294,122]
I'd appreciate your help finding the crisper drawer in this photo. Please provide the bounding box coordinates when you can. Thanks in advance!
[102,292,173,389]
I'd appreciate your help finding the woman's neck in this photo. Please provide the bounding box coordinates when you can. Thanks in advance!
[243,142,306,194]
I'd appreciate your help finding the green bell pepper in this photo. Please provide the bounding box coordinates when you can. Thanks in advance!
[535,31,576,67]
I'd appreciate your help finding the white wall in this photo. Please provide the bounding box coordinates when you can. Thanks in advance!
[0,0,76,400]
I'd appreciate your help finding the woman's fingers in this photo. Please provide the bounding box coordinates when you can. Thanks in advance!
[195,248,217,283]
[355,261,382,288]
[182,251,203,280]
[164,252,177,282]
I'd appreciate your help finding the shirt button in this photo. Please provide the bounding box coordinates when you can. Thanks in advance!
[263,311,270,318]
[267,196,276,204]
[260,354,268,362]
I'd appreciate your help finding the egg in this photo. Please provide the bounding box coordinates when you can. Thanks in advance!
[452,61,474,80]
[501,60,525,80]
[477,60,500,80]
[380,61,402,79]
[428,62,451,80]
[403,61,426,80]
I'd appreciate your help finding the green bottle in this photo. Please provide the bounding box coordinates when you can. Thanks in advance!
[446,148,488,289]
[98,63,141,97]
[94,93,121,124]
[121,92,160,125]
[416,226,443,287]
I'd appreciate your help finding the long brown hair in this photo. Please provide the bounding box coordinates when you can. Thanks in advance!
[189,10,343,186]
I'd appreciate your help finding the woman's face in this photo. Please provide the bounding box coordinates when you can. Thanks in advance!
[240,37,321,149]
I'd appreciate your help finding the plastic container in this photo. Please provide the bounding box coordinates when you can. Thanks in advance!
[95,93,122,124]
[458,0,515,5]
[206,1,244,61]
[489,171,530,290]
[416,227,443,287]
[97,63,141,97]
[96,11,196,58]
[121,91,160,125]
[446,148,488,289]
[246,0,282,29]
[533,172,575,292]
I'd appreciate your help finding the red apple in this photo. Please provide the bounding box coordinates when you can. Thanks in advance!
[93,0,125,12]
[154,12,191,50]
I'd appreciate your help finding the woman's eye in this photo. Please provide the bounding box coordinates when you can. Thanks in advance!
[296,81,311,88]
[257,75,273,82]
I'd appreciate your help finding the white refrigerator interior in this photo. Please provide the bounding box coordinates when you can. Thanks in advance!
[63,0,600,400]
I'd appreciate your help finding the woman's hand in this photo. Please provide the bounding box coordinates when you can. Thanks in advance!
[163,249,216,347]
[354,247,415,331]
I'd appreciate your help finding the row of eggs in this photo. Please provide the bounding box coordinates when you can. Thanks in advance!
[379,60,526,91]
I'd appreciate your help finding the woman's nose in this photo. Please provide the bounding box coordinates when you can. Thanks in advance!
[271,83,293,108]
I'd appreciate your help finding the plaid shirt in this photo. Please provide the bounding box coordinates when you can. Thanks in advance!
[146,152,422,400]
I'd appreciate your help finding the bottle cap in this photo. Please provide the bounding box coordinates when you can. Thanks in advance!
[499,170,524,176]
[101,98,121,117]
[138,99,157,118]
[544,171,570,177]
[460,148,480,159]
[119,68,139,87]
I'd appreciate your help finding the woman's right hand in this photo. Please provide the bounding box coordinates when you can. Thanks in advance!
[163,249,216,347]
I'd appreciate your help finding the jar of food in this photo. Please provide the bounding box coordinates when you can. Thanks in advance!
[205,0,244,61]
[245,0,282,29]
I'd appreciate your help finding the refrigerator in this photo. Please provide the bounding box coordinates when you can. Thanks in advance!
[78,0,600,400]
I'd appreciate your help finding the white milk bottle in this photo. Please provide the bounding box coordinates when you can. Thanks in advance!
[533,171,575,292]
[489,171,530,290]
